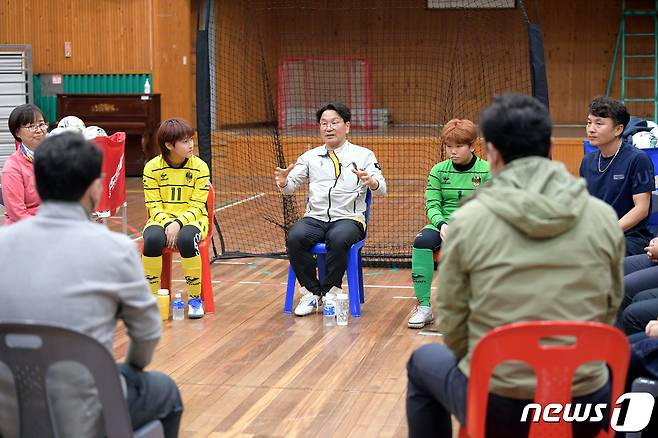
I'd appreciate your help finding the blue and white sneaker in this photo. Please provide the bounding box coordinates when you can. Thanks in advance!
[294,287,321,316]
[188,297,204,319]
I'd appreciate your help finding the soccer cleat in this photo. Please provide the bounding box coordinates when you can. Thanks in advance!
[408,305,434,329]
[188,297,205,319]
[294,288,321,316]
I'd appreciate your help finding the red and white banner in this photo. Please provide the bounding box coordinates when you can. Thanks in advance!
[93,132,126,213]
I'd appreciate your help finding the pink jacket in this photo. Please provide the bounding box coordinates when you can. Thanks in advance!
[1,150,40,225]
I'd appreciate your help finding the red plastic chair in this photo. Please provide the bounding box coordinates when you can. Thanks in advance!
[93,133,128,233]
[460,321,630,438]
[152,184,216,313]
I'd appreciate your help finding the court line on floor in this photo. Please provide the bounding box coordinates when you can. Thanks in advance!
[215,193,265,211]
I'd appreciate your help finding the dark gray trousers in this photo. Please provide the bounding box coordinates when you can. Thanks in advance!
[286,217,364,296]
[119,364,183,438]
[406,344,609,438]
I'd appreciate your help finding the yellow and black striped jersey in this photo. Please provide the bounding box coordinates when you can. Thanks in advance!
[142,155,211,238]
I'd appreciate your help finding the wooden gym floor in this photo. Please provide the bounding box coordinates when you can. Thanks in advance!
[1,178,440,437]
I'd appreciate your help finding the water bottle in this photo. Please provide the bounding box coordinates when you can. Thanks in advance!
[143,78,151,94]
[323,292,336,327]
[172,292,185,321]
[336,293,349,326]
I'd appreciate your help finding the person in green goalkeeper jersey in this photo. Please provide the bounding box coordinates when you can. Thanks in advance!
[408,119,491,329]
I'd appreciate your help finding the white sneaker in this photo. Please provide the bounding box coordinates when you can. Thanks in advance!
[294,288,321,316]
[322,286,342,308]
[408,305,434,329]
[188,297,205,319]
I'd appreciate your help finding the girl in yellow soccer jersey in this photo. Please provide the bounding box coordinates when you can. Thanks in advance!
[142,118,210,319]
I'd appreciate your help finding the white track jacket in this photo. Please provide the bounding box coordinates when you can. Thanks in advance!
[280,140,386,224]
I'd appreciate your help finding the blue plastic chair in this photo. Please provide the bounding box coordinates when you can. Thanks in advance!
[284,189,372,317]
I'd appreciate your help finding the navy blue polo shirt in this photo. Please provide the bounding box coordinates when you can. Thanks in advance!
[579,141,654,234]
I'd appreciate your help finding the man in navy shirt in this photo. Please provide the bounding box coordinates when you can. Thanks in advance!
[580,97,654,256]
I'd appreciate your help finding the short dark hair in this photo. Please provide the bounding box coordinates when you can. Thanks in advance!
[34,132,102,202]
[480,93,552,163]
[8,104,45,142]
[588,96,630,134]
[316,102,351,123]
[157,118,195,157]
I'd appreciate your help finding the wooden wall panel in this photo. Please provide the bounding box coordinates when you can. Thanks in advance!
[1,0,645,128]
[211,0,649,126]
[213,1,277,126]
[541,0,622,123]
[551,139,585,176]
[152,0,196,122]
[0,0,152,74]
[1,0,196,127]
[214,1,530,126]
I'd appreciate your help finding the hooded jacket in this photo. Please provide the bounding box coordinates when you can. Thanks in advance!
[436,156,624,399]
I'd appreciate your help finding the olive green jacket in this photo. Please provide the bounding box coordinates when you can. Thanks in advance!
[436,156,624,399]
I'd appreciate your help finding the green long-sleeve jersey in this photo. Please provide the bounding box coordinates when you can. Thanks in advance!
[426,156,491,228]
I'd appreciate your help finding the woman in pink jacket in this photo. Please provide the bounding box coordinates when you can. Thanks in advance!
[1,104,47,224]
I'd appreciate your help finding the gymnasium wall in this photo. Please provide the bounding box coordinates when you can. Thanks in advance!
[212,0,641,127]
[1,1,646,128]
[0,0,195,122]
[541,0,652,123]
[214,0,530,126]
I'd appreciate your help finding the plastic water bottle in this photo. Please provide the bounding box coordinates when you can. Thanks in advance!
[143,78,151,94]
[172,292,185,321]
[336,293,349,326]
[323,292,336,327]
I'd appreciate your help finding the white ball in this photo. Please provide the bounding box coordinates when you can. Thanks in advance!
[633,131,657,149]
[57,115,86,132]
[49,126,79,137]
[651,126,658,139]
[83,125,107,140]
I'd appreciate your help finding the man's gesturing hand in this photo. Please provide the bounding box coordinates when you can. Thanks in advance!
[275,163,294,188]
[352,168,379,190]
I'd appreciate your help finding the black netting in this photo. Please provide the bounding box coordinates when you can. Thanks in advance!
[208,0,537,264]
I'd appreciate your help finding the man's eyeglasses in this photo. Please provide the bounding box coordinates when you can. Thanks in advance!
[22,122,48,133]
[319,120,343,130]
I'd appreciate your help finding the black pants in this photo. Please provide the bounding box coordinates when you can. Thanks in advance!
[623,288,658,334]
[413,227,442,251]
[143,224,201,258]
[625,333,658,436]
[406,344,610,438]
[616,255,658,331]
[286,217,364,296]
[625,230,653,257]
[414,227,442,270]
[119,364,183,438]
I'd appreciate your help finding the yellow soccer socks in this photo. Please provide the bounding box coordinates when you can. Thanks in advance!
[180,255,202,299]
[142,255,162,295]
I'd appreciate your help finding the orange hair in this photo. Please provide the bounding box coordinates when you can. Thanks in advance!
[440,119,479,148]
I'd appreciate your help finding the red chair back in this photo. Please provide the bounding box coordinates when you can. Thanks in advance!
[93,132,126,213]
[464,321,629,438]
[206,183,215,230]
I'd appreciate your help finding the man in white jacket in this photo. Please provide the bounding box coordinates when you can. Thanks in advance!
[275,102,387,316]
